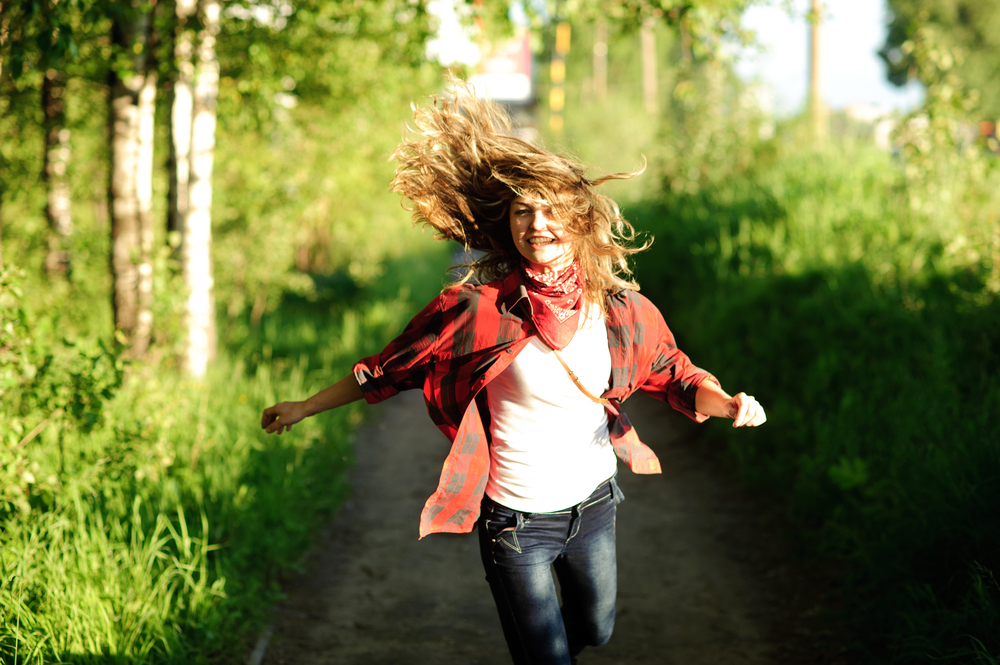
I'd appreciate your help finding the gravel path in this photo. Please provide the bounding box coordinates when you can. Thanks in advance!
[255,390,853,665]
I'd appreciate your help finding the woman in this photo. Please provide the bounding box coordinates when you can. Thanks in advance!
[261,82,766,665]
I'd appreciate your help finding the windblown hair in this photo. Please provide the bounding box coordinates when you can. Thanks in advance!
[390,79,651,311]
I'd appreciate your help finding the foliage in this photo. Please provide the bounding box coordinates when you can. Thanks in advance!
[532,10,1000,657]
[523,0,758,55]
[211,88,440,326]
[631,132,1000,662]
[533,14,771,205]
[655,59,773,194]
[0,0,454,659]
[0,239,452,663]
[1,268,123,519]
[880,0,1000,119]
[216,0,433,132]
[891,23,999,275]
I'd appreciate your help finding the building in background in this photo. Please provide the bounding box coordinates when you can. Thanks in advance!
[470,26,533,105]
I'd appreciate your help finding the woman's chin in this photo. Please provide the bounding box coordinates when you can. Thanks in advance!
[522,248,573,271]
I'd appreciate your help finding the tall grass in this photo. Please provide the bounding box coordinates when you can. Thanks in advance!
[631,136,1000,662]
[0,239,452,663]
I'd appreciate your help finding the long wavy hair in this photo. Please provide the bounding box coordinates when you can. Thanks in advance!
[390,79,650,311]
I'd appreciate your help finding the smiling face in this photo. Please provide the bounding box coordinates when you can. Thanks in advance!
[508,196,575,272]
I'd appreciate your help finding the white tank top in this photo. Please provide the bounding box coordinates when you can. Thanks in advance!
[485,303,617,513]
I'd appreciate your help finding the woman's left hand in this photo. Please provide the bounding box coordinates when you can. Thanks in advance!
[725,392,766,427]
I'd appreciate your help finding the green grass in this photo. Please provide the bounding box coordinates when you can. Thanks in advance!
[0,239,453,664]
[630,138,1000,663]
[0,58,457,661]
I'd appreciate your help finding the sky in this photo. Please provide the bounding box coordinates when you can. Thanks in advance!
[735,0,925,116]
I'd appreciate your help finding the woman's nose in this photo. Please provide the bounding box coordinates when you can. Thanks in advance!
[531,210,549,229]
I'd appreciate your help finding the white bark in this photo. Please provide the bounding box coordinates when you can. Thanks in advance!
[110,72,144,344]
[109,5,155,356]
[182,0,220,377]
[135,72,157,351]
[46,129,73,234]
[808,0,827,143]
[43,69,74,274]
[169,0,196,240]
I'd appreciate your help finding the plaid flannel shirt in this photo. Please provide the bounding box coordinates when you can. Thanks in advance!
[353,270,718,538]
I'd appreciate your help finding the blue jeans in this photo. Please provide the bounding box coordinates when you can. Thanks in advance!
[477,476,625,665]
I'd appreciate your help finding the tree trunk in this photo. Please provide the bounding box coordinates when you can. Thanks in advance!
[168,0,196,247]
[135,70,157,352]
[109,3,156,357]
[548,21,570,132]
[593,20,607,102]
[808,0,827,143]
[182,0,220,377]
[641,18,658,115]
[42,68,73,275]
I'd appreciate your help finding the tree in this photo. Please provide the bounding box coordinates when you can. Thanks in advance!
[181,0,220,377]
[0,0,108,279]
[523,0,753,54]
[168,0,195,245]
[808,0,826,142]
[108,0,157,357]
[39,0,77,275]
[881,0,1000,119]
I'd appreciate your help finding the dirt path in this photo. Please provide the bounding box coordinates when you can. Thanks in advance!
[255,390,853,665]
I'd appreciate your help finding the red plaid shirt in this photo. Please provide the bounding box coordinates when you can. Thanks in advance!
[353,271,718,538]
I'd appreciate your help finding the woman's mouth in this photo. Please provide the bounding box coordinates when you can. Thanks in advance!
[527,237,555,245]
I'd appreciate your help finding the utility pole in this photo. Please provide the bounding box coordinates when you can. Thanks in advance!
[593,20,608,102]
[550,21,570,132]
[641,17,657,115]
[808,0,827,143]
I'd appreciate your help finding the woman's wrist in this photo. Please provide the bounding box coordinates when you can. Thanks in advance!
[695,380,734,419]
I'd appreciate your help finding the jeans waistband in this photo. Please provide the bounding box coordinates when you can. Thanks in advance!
[483,474,619,518]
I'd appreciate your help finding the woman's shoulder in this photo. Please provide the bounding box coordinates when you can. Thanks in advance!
[606,287,655,312]
[436,276,508,308]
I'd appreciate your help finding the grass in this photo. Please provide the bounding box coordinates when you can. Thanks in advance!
[629,137,1000,663]
[0,239,453,664]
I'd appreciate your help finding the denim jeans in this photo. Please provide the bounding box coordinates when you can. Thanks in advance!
[477,476,625,665]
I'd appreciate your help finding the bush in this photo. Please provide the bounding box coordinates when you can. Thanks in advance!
[631,137,1000,663]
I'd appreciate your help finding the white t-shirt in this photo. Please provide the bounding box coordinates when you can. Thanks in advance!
[485,304,617,513]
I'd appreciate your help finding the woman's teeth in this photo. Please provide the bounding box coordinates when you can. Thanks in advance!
[528,238,554,245]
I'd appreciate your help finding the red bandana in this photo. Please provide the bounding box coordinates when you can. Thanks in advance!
[520,261,584,350]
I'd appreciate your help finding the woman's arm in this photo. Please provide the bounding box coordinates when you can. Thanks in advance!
[695,380,767,428]
[261,373,364,435]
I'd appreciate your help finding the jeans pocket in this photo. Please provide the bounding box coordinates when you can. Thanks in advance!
[485,510,524,555]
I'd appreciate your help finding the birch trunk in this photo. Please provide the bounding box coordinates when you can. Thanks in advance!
[42,69,73,274]
[135,71,157,351]
[168,0,196,244]
[109,4,156,356]
[182,0,219,377]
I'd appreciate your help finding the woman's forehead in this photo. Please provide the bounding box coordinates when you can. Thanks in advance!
[513,189,575,206]
[512,195,549,206]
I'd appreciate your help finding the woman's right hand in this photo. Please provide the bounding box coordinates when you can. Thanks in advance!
[259,374,365,436]
[261,401,307,435]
